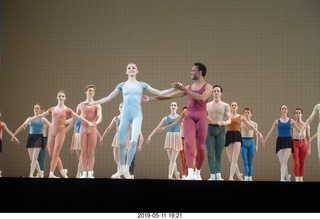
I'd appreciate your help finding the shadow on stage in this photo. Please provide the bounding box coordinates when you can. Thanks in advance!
[0,177,318,213]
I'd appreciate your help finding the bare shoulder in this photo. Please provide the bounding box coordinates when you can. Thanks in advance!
[205,83,213,90]
[96,104,102,109]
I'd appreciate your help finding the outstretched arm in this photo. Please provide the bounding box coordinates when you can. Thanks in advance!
[42,117,51,128]
[300,110,317,139]
[137,132,144,151]
[308,132,318,145]
[158,113,184,132]
[146,85,176,96]
[97,129,102,146]
[241,115,263,142]
[65,118,74,125]
[29,111,50,122]
[291,120,301,134]
[173,82,213,103]
[305,125,311,155]
[71,112,95,127]
[262,120,277,148]
[254,123,259,153]
[144,90,186,102]
[3,122,20,144]
[65,119,75,134]
[11,117,30,140]
[100,117,116,145]
[146,117,167,144]
[93,88,120,105]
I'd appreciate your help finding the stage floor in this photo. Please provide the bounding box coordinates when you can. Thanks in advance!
[0,177,318,213]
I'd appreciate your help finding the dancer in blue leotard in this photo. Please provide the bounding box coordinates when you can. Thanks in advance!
[11,103,51,177]
[91,63,176,179]
[263,105,301,181]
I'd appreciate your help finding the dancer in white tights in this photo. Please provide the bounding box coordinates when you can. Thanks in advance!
[225,102,263,181]
[263,105,301,182]
[146,102,182,180]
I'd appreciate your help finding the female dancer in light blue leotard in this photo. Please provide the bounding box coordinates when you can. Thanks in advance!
[92,63,176,179]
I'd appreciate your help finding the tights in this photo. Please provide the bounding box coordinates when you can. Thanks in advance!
[292,140,307,177]
[206,125,225,174]
[277,148,291,181]
[240,138,255,177]
[184,110,207,170]
[117,82,146,167]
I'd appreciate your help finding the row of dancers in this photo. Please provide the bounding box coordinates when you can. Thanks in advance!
[0,62,319,181]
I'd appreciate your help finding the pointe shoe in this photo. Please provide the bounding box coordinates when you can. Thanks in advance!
[35,171,44,178]
[216,173,224,181]
[49,172,60,178]
[36,171,44,178]
[168,176,175,180]
[285,174,291,182]
[237,173,244,181]
[60,169,68,178]
[208,174,216,181]
[174,171,180,180]
[111,165,125,179]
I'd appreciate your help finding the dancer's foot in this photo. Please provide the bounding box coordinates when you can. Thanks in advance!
[60,169,68,178]
[111,165,125,179]
[174,171,180,180]
[237,173,243,181]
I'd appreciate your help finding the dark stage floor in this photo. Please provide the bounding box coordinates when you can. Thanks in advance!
[0,177,318,213]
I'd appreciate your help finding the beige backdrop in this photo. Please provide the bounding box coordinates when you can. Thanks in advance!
[1,0,319,181]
